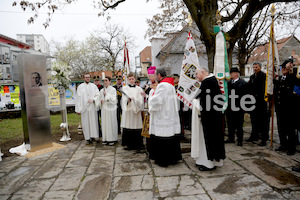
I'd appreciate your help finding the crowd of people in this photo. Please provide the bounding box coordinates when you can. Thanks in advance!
[75,58,300,172]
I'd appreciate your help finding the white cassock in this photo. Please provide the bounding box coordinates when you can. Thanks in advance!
[75,82,100,140]
[98,86,118,143]
[191,99,223,168]
[121,85,144,129]
[149,81,180,137]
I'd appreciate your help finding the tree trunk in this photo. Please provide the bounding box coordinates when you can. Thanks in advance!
[206,46,215,73]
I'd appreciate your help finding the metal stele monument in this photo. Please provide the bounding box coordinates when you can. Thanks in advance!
[18,54,52,151]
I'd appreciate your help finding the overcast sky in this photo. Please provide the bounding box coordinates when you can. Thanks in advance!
[0,0,160,57]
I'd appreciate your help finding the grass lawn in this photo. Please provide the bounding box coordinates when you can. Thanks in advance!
[0,113,84,157]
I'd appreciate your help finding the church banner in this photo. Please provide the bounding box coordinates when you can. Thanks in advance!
[177,32,201,108]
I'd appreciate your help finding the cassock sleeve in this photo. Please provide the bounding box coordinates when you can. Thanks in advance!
[93,86,101,110]
[75,85,82,113]
[105,87,117,104]
[131,87,144,113]
[98,88,104,109]
[121,87,129,111]
[148,84,164,112]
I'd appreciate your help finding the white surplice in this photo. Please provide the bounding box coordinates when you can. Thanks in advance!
[75,82,100,140]
[120,85,144,129]
[98,86,118,142]
[148,82,180,137]
[191,99,223,168]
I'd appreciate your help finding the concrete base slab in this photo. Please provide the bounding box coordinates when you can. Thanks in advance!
[114,162,152,176]
[164,194,211,200]
[11,178,55,199]
[199,174,275,199]
[239,159,300,189]
[32,158,69,179]
[0,166,38,195]
[43,190,76,200]
[0,156,26,173]
[86,156,114,174]
[113,175,153,192]
[65,150,94,168]
[113,191,153,200]
[74,174,112,200]
[152,161,192,177]
[49,167,86,191]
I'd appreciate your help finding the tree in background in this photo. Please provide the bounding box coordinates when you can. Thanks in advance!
[13,0,300,73]
[51,23,135,78]
[145,1,300,74]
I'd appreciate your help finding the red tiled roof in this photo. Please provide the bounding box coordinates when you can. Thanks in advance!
[248,36,293,63]
[0,34,32,49]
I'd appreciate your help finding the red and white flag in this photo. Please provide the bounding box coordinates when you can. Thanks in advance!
[123,42,130,85]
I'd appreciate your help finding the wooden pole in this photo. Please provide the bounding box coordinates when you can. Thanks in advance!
[270,5,276,148]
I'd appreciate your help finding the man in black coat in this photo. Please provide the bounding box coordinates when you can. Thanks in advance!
[246,62,270,146]
[274,60,298,155]
[225,67,247,146]
[113,76,123,135]
[194,68,226,171]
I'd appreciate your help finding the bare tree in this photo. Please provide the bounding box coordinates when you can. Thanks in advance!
[51,23,135,78]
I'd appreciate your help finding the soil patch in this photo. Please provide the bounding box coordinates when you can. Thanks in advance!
[213,176,241,194]
[253,159,300,186]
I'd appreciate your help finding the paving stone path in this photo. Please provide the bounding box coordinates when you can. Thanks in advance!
[0,127,300,200]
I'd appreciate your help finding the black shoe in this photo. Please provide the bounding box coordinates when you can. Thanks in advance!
[275,146,287,151]
[259,141,266,146]
[198,165,216,171]
[246,137,258,142]
[237,142,243,146]
[292,166,300,172]
[287,151,295,156]
[224,139,235,143]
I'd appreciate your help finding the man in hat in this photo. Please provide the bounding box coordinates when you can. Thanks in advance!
[225,67,247,146]
[148,68,182,167]
[135,78,141,86]
[98,76,118,145]
[113,75,123,134]
[121,72,144,151]
[144,66,158,95]
[94,76,104,137]
[274,60,299,155]
[75,73,100,144]
[246,62,269,146]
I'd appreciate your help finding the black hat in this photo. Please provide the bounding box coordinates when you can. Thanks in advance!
[135,78,141,83]
[281,60,292,68]
[93,76,100,80]
[230,67,240,73]
[172,74,179,78]
[116,75,123,80]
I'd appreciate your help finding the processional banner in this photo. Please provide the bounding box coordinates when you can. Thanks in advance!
[177,32,201,109]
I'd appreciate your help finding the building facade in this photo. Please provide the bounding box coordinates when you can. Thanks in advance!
[17,34,50,55]
[245,35,300,76]
[139,46,152,77]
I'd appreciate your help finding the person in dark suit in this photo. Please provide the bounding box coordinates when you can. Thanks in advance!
[94,76,103,138]
[113,75,123,135]
[274,60,298,155]
[246,62,270,146]
[225,67,247,146]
